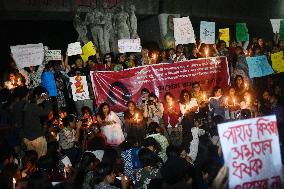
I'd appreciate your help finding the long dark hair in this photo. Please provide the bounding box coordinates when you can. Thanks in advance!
[97,102,110,121]
[73,152,97,189]
[93,163,114,185]
[179,89,191,104]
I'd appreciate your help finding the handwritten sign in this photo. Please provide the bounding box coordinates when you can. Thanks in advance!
[246,55,274,78]
[70,76,90,101]
[118,38,142,53]
[81,41,96,62]
[200,21,215,44]
[173,16,196,44]
[67,42,82,56]
[41,72,57,97]
[10,43,44,68]
[280,20,284,41]
[218,115,282,189]
[270,19,283,34]
[236,23,249,42]
[271,51,284,73]
[45,50,61,61]
[219,28,230,47]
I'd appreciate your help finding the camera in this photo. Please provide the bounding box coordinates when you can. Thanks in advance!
[147,100,156,106]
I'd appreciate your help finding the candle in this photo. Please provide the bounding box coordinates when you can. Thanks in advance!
[205,49,209,58]
[17,78,20,83]
[246,96,250,104]
[13,178,16,189]
[12,79,15,85]
[135,113,139,124]
[203,94,206,101]
[244,82,248,89]
[225,97,228,105]
[233,99,236,106]
[152,53,157,60]
[124,176,128,181]
[64,168,67,178]
[169,101,173,109]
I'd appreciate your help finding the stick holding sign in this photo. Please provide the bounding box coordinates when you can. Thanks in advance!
[218,115,282,189]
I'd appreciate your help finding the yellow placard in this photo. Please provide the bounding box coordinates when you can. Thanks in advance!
[80,41,96,62]
[219,28,230,47]
[271,51,284,73]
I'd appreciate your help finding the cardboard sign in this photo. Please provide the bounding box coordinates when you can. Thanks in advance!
[70,76,90,101]
[10,43,44,68]
[200,21,215,44]
[118,38,142,53]
[67,42,82,56]
[173,16,196,44]
[41,71,57,97]
[236,23,249,42]
[246,55,274,78]
[271,51,284,73]
[270,19,283,34]
[81,41,96,62]
[219,28,230,47]
[45,50,61,61]
[218,115,282,189]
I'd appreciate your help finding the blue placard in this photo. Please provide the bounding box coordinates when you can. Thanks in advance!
[246,55,274,78]
[41,71,57,97]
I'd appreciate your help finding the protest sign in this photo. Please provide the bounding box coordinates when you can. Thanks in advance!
[10,43,44,68]
[91,56,229,112]
[270,19,283,34]
[279,20,284,40]
[81,41,96,62]
[45,50,61,61]
[173,16,196,44]
[200,21,215,44]
[118,38,142,53]
[70,76,90,101]
[236,23,249,42]
[271,51,284,73]
[246,55,274,78]
[67,42,82,56]
[218,115,282,188]
[219,28,230,47]
[41,72,57,97]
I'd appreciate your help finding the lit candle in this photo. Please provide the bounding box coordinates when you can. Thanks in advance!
[203,94,206,101]
[135,113,139,124]
[169,101,173,109]
[12,79,15,85]
[233,99,236,106]
[225,97,228,105]
[205,49,209,58]
[17,78,20,83]
[152,53,157,60]
[246,96,250,104]
[244,82,248,89]
[64,168,67,178]
[13,178,16,189]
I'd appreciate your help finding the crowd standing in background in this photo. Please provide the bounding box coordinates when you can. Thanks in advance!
[1,27,284,189]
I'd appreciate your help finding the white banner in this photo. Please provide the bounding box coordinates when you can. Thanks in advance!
[270,19,283,34]
[45,50,61,61]
[218,115,282,188]
[173,16,196,44]
[118,38,142,53]
[200,21,215,44]
[10,43,44,68]
[67,42,82,56]
[70,76,90,101]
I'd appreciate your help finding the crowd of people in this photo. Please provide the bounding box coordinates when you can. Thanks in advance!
[1,29,284,189]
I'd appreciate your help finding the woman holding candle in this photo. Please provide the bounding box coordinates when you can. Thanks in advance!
[226,87,241,120]
[4,73,23,90]
[191,82,208,106]
[163,92,182,145]
[234,75,248,98]
[97,102,125,146]
[124,101,145,144]
[158,49,173,64]
[209,87,226,119]
[179,89,199,117]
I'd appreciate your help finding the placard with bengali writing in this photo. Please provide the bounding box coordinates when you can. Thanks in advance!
[218,115,282,189]
[173,16,196,45]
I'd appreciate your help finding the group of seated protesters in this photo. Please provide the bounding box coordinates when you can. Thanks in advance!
[0,33,284,188]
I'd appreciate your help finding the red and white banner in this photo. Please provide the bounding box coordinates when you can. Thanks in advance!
[91,56,230,112]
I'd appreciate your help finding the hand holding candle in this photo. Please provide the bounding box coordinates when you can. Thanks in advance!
[233,98,236,106]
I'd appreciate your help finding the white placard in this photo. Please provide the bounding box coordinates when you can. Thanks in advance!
[218,115,282,188]
[70,76,90,101]
[45,50,61,61]
[200,21,215,44]
[118,38,142,53]
[10,43,44,68]
[173,16,196,44]
[270,19,283,34]
[67,42,82,56]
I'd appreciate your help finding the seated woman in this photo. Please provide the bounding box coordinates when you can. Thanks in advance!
[97,102,125,146]
[135,148,162,189]
[234,75,247,99]
[209,86,226,119]
[94,162,129,189]
[163,92,181,145]
[179,89,198,117]
[143,93,164,125]
[191,82,208,107]
[123,101,145,144]
[225,87,241,120]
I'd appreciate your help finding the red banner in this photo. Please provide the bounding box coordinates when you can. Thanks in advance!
[91,56,230,112]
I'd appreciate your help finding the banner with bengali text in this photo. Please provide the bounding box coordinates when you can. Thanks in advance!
[218,115,282,189]
[91,56,230,112]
